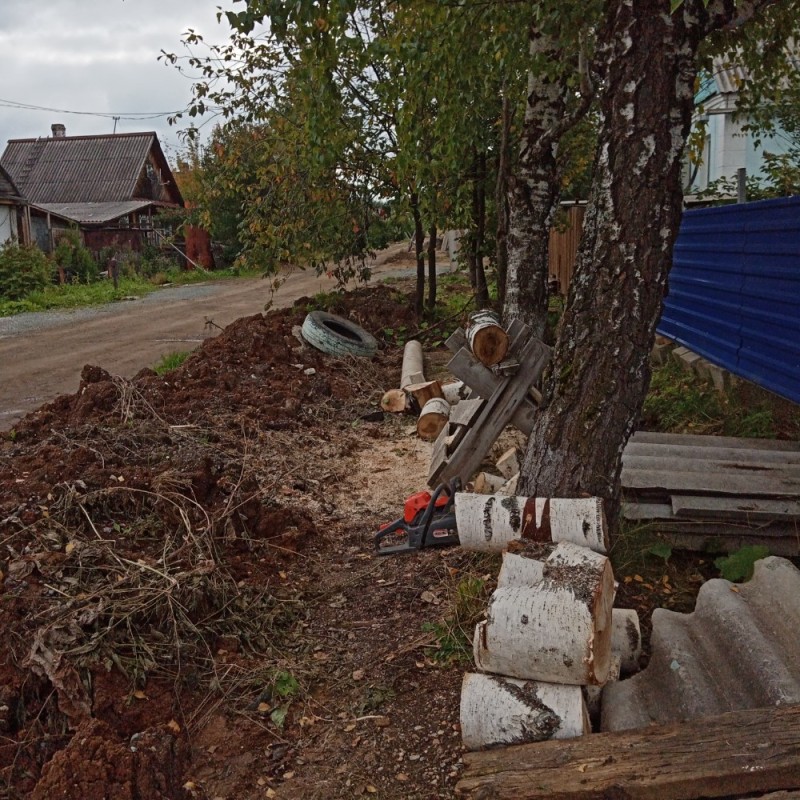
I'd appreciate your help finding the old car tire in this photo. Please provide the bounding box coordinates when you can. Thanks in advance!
[301,311,378,358]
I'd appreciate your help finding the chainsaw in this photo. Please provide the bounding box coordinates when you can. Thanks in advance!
[374,479,461,555]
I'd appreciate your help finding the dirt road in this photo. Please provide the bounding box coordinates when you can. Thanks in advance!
[0,246,427,429]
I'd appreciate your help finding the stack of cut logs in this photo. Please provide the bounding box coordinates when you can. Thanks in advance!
[380,310,509,442]
[454,492,643,750]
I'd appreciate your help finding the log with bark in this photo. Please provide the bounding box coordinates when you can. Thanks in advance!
[466,310,510,367]
[442,380,470,405]
[469,472,507,495]
[454,493,609,554]
[460,673,589,751]
[611,607,642,675]
[473,542,614,685]
[400,339,425,389]
[417,397,451,441]
[405,379,443,408]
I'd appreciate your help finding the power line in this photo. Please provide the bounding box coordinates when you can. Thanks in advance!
[0,96,204,121]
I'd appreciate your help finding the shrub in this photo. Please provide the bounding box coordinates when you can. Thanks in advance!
[54,229,98,283]
[0,242,52,299]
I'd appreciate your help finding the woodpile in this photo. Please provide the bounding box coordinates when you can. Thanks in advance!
[457,502,642,751]
[621,432,800,556]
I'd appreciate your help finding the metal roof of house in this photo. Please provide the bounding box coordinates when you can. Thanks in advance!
[34,200,157,225]
[601,557,800,732]
[0,132,183,206]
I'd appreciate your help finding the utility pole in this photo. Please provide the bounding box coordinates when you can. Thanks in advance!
[112,116,120,134]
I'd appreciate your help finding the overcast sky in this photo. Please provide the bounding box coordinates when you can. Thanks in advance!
[0,0,240,162]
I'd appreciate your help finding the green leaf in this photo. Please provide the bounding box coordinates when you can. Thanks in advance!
[648,542,673,562]
[714,546,770,583]
[270,705,289,728]
[273,670,299,698]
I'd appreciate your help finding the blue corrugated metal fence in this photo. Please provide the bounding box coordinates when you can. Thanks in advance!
[658,195,800,403]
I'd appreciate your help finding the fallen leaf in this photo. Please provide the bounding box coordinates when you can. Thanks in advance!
[366,786,378,794]
[352,669,365,681]
[730,585,740,593]
[258,702,271,713]
[420,590,437,604]
[266,790,277,799]
[395,773,409,782]
[257,777,266,786]
[576,764,588,773]
[167,719,181,734]
[133,690,147,700]
[633,574,643,583]
[283,771,295,780]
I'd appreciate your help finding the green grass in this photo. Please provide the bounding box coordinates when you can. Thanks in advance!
[153,350,190,375]
[641,360,786,439]
[0,267,261,317]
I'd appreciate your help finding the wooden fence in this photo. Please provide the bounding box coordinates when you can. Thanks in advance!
[547,204,585,296]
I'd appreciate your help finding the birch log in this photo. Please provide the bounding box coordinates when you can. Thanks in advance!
[461,674,589,751]
[442,380,470,405]
[496,550,544,589]
[499,474,519,495]
[400,340,425,389]
[417,397,451,441]
[455,493,609,554]
[611,608,642,675]
[405,379,443,408]
[380,388,409,413]
[584,655,622,719]
[496,447,521,479]
[470,472,507,495]
[466,310,509,367]
[473,542,614,685]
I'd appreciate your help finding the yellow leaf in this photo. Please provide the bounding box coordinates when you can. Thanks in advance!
[167,719,181,734]
[633,574,644,583]
[133,690,147,700]
[257,702,271,713]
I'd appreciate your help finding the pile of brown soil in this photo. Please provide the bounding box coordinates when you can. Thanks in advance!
[1,284,479,799]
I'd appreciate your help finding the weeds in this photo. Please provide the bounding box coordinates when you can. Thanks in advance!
[153,350,190,375]
[641,360,783,438]
[423,557,496,664]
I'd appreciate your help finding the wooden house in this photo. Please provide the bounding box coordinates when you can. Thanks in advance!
[0,124,184,255]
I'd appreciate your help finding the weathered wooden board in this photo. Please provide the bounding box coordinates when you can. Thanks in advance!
[628,431,800,452]
[447,347,538,435]
[624,442,800,464]
[621,468,800,498]
[448,397,485,428]
[430,338,551,487]
[622,455,800,477]
[671,495,800,522]
[656,530,800,557]
[456,704,800,799]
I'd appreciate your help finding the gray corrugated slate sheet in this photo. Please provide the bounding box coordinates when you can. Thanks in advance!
[35,200,155,225]
[601,557,800,731]
[2,133,155,203]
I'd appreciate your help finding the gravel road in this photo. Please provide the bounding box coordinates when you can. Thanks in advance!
[0,248,430,429]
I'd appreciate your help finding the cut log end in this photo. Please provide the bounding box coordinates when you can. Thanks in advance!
[417,397,451,441]
[380,388,409,413]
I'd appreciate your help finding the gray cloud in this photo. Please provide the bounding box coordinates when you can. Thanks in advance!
[0,0,238,159]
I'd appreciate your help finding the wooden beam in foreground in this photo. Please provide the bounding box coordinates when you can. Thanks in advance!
[456,704,800,800]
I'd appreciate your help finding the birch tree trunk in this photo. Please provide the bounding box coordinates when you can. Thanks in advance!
[503,31,566,339]
[518,0,773,518]
[410,191,425,316]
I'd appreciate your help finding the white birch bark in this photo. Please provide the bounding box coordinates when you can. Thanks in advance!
[461,673,589,751]
[473,542,614,685]
[455,493,608,554]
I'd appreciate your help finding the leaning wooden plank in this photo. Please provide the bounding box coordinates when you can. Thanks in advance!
[447,346,538,435]
[456,704,800,799]
[621,468,800,498]
[629,431,800,452]
[670,495,800,522]
[445,327,469,355]
[624,442,800,464]
[622,455,800,477]
[448,397,486,428]
[433,338,551,487]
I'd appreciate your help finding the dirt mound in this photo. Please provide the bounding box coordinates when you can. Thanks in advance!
[0,283,475,799]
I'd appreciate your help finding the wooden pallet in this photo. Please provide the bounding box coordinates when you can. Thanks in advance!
[621,431,800,554]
